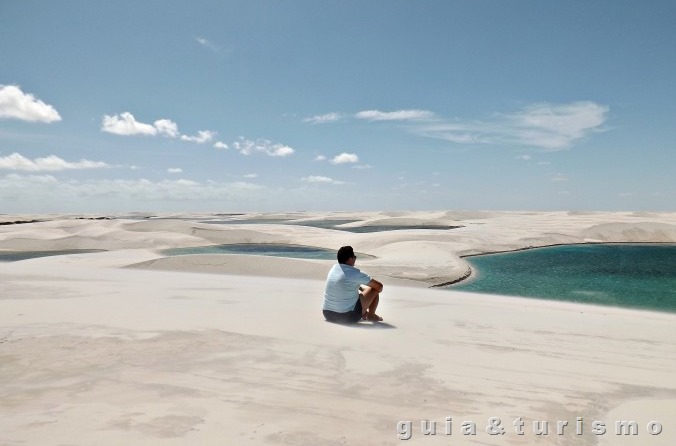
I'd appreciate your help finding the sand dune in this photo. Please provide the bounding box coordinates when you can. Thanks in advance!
[5,210,674,285]
[1,211,675,445]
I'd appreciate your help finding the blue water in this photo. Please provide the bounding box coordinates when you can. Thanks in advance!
[342,224,462,233]
[162,243,337,260]
[449,244,676,313]
[0,249,105,262]
[200,218,297,225]
[200,218,460,233]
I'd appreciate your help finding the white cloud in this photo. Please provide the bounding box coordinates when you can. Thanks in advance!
[0,153,108,171]
[102,112,220,145]
[302,175,344,185]
[537,161,552,165]
[509,102,608,149]
[517,155,531,161]
[243,173,258,178]
[102,112,158,136]
[180,130,217,144]
[416,102,608,151]
[551,173,569,182]
[355,109,436,121]
[195,36,219,52]
[0,85,62,123]
[0,174,264,204]
[167,168,183,174]
[1,173,59,190]
[233,138,295,157]
[314,155,327,161]
[271,146,295,157]
[303,112,342,124]
[330,153,359,164]
[154,119,179,138]
[175,179,198,186]
[352,164,373,170]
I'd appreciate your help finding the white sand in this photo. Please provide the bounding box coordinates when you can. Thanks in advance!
[1,211,675,445]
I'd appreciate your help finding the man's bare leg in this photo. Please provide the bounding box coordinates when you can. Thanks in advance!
[359,286,382,321]
[366,295,381,321]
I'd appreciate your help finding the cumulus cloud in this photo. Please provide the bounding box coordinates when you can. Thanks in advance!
[416,102,608,151]
[101,112,158,136]
[180,130,217,144]
[167,168,183,174]
[302,175,344,185]
[355,109,436,121]
[0,85,61,123]
[303,112,342,124]
[101,115,296,158]
[233,138,295,157]
[330,153,359,164]
[102,112,220,145]
[314,155,327,161]
[0,153,108,171]
[154,119,179,138]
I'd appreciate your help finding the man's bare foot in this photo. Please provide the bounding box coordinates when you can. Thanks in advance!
[366,313,383,322]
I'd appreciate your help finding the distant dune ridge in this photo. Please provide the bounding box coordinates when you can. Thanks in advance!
[2,210,675,286]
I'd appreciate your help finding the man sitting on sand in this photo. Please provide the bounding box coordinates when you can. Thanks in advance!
[322,246,384,323]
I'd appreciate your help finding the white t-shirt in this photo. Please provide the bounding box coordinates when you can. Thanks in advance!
[322,263,372,313]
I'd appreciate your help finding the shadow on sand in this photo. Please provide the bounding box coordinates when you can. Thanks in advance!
[325,320,397,329]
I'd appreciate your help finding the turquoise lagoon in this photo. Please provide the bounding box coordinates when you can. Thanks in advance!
[200,218,460,233]
[0,249,104,262]
[449,244,676,313]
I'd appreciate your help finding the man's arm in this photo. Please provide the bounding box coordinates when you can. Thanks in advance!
[366,278,383,293]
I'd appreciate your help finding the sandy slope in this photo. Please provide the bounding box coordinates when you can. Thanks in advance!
[1,211,675,445]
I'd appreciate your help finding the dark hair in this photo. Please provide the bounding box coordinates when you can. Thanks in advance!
[337,246,355,264]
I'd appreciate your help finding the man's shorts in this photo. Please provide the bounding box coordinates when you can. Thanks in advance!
[323,299,363,324]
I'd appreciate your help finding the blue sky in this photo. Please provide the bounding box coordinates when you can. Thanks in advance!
[1,0,674,213]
